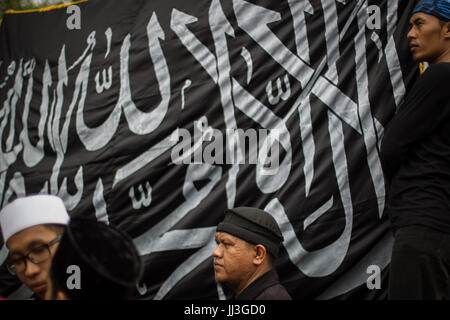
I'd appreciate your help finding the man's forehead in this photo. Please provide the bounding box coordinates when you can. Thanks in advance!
[215,231,239,241]
[410,11,439,23]
[6,225,56,252]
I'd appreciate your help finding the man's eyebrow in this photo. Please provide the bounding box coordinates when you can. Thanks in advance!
[220,236,233,243]
[9,240,47,257]
[411,17,425,24]
[27,240,47,248]
[8,251,22,258]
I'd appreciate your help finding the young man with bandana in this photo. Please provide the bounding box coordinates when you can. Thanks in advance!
[380,0,450,300]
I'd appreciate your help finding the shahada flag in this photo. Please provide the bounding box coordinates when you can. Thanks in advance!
[0,0,419,299]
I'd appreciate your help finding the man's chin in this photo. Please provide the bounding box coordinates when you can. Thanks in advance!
[29,284,47,299]
[33,289,46,299]
[215,273,226,284]
[412,54,422,62]
[412,54,429,64]
[215,274,233,289]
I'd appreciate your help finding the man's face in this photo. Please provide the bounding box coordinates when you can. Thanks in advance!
[407,12,449,63]
[212,232,255,293]
[6,225,60,298]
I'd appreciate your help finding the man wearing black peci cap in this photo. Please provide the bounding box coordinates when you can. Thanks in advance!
[44,218,142,300]
[213,207,291,300]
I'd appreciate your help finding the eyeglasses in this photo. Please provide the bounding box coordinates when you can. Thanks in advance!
[6,235,62,275]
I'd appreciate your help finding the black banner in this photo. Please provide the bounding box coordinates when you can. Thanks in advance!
[0,0,419,299]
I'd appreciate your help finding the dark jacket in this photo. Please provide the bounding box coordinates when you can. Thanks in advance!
[233,269,291,300]
[380,63,450,234]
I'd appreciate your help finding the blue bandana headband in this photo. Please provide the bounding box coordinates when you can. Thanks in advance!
[412,0,450,22]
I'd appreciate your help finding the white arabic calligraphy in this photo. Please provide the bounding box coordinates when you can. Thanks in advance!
[0,0,406,300]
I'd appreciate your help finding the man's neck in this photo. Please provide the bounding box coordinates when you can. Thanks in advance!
[429,48,450,64]
[235,265,272,295]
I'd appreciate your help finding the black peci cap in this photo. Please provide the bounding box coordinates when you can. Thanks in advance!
[50,217,142,299]
[216,207,284,257]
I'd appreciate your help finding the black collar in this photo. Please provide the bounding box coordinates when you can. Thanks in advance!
[234,269,280,300]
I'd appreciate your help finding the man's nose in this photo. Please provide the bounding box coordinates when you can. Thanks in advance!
[24,261,40,278]
[212,245,222,258]
[407,27,416,40]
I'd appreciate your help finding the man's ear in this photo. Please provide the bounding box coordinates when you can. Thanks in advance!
[252,244,267,266]
[443,21,450,39]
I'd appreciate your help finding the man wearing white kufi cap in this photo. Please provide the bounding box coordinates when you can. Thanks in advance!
[0,194,70,299]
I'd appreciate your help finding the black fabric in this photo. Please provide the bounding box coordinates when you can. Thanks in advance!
[0,0,421,300]
[380,63,450,235]
[233,269,291,300]
[51,218,142,299]
[216,207,284,257]
[224,208,284,240]
[388,225,450,299]
[412,0,450,22]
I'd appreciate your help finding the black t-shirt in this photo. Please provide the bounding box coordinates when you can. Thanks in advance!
[380,62,450,234]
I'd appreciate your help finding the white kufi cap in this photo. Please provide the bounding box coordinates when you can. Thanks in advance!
[0,195,70,243]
